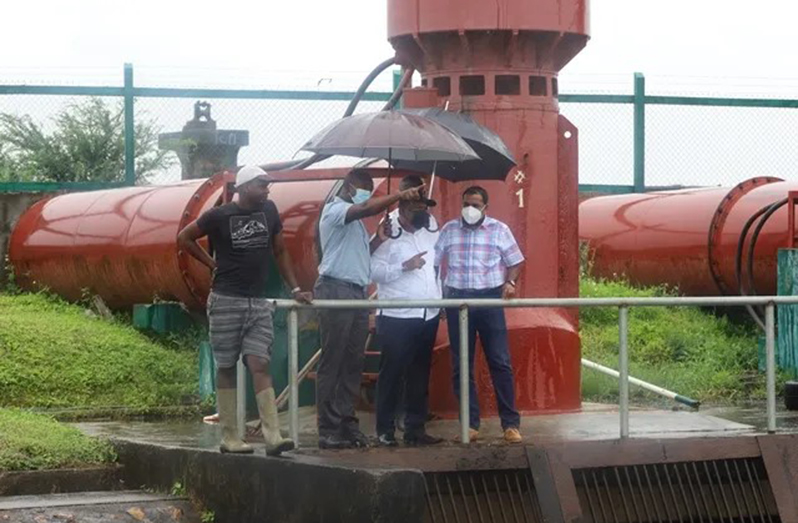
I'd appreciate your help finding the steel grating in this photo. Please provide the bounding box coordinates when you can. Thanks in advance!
[573,458,780,523]
[423,469,543,523]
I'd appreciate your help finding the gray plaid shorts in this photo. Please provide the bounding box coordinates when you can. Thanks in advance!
[207,292,275,369]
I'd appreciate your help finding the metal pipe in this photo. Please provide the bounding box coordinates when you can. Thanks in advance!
[581,359,701,409]
[236,358,246,439]
[766,303,777,434]
[381,66,413,111]
[459,305,470,444]
[288,308,300,446]
[276,349,321,409]
[346,57,397,116]
[272,295,798,310]
[267,57,399,173]
[619,306,630,439]
[579,180,791,298]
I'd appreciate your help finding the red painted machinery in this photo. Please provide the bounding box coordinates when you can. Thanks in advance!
[10,0,591,417]
[389,0,590,414]
[580,178,798,297]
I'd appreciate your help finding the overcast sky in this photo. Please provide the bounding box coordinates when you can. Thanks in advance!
[1,0,796,186]
[2,0,797,94]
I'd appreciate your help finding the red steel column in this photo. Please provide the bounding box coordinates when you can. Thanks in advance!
[389,0,590,412]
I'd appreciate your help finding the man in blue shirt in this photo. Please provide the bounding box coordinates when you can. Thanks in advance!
[315,168,425,449]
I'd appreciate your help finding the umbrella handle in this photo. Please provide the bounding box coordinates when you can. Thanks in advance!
[428,161,437,199]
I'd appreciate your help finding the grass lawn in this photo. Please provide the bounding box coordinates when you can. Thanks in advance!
[580,276,772,404]
[0,408,115,471]
[0,293,198,412]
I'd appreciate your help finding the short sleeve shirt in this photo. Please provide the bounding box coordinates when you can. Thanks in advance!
[317,197,371,287]
[197,201,282,297]
[434,216,524,290]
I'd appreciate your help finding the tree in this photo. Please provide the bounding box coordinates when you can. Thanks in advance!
[0,97,172,184]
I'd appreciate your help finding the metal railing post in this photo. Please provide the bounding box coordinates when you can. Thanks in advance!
[236,358,246,439]
[765,302,777,434]
[619,306,630,438]
[288,307,300,446]
[633,72,646,192]
[459,305,470,444]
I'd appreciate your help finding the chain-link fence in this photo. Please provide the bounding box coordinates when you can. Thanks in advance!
[560,101,634,187]
[1,67,797,191]
[135,97,387,185]
[645,104,798,188]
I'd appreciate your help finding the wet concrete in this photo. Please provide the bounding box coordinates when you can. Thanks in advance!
[703,401,798,432]
[72,403,798,523]
[76,402,757,457]
[0,490,199,523]
[0,466,124,496]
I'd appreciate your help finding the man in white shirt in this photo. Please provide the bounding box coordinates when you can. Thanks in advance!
[370,175,444,447]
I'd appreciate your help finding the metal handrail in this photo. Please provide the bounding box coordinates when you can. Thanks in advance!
[273,295,798,308]
[251,295,792,446]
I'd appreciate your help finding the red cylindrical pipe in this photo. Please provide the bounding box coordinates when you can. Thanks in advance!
[579,178,797,297]
[9,173,338,310]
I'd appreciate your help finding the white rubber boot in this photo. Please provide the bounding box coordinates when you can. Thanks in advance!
[217,388,253,454]
[256,388,295,456]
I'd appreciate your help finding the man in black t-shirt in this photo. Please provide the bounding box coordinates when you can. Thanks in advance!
[178,165,311,456]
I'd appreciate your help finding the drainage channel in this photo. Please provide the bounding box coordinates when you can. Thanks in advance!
[423,469,543,523]
[573,457,781,523]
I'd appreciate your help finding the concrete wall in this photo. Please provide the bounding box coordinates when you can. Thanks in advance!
[0,192,51,284]
[114,441,427,523]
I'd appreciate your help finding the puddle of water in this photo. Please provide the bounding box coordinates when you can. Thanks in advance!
[702,401,798,432]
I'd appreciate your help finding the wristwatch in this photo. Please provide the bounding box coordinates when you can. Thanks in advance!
[291,287,301,294]
[506,280,516,287]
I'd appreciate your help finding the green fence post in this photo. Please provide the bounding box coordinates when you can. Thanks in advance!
[124,63,135,186]
[633,72,645,193]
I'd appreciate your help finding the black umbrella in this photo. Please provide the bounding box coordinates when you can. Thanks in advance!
[394,107,516,183]
[300,110,478,165]
[301,111,479,237]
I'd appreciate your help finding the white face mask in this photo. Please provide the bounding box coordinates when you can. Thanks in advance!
[461,205,483,225]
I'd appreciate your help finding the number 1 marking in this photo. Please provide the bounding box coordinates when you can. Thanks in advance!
[515,189,524,208]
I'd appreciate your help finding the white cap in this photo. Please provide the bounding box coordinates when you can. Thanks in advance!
[235,165,271,188]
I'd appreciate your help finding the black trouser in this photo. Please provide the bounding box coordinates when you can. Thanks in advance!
[375,315,439,437]
[314,277,369,438]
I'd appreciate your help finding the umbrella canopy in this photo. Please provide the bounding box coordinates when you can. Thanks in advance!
[394,108,516,182]
[300,111,479,163]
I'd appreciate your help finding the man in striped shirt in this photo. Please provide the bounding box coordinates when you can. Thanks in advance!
[434,186,524,444]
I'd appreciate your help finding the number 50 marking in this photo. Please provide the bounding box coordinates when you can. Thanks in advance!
[515,189,524,208]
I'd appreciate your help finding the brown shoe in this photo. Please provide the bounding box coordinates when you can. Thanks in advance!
[455,428,479,443]
[504,428,523,444]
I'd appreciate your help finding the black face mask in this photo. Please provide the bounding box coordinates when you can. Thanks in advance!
[410,210,431,230]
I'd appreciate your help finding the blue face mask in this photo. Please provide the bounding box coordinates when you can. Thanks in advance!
[352,188,372,205]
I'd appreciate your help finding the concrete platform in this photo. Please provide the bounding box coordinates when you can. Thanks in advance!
[75,406,798,523]
[76,403,754,456]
